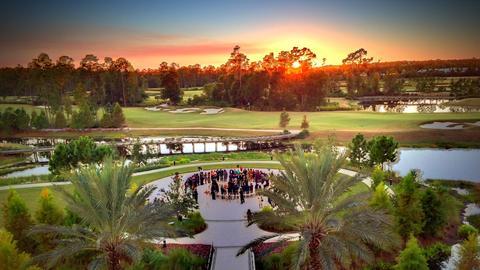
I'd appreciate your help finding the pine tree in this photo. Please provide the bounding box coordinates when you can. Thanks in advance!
[421,188,447,237]
[395,236,428,270]
[279,109,290,128]
[35,188,64,225]
[111,102,126,128]
[100,111,113,128]
[371,165,387,190]
[54,110,67,128]
[32,110,49,129]
[0,229,41,270]
[35,188,64,252]
[300,115,309,129]
[395,172,425,241]
[162,174,198,217]
[348,133,369,167]
[1,190,36,253]
[370,182,393,212]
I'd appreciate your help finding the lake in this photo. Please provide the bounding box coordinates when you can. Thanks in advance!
[392,148,480,182]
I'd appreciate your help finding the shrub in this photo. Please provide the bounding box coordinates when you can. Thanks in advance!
[296,129,310,139]
[111,102,126,128]
[279,110,290,128]
[395,236,428,270]
[31,110,49,129]
[1,190,36,253]
[14,108,30,131]
[423,243,451,270]
[458,224,478,239]
[456,233,480,270]
[99,111,113,128]
[0,229,41,270]
[421,187,447,237]
[54,110,67,128]
[263,253,283,270]
[163,248,205,269]
[35,188,64,225]
[175,212,207,234]
[371,166,387,190]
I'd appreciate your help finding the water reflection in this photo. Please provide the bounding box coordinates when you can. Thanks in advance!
[392,148,480,182]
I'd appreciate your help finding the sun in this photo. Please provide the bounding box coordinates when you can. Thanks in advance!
[292,61,301,68]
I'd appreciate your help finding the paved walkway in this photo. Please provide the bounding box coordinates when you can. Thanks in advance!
[146,170,278,270]
[145,168,391,270]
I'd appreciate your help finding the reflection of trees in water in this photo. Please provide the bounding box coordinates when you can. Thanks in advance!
[417,105,436,113]
[385,103,406,113]
[449,106,467,113]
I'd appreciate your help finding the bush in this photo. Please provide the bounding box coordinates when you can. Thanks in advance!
[111,102,126,128]
[261,242,299,270]
[263,253,283,270]
[458,224,478,239]
[423,243,451,270]
[175,212,207,234]
[54,110,67,128]
[163,248,205,270]
[0,229,41,270]
[1,190,36,253]
[395,236,428,270]
[32,110,49,129]
[296,129,310,139]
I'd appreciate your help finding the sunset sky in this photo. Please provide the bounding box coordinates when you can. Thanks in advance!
[1,0,479,69]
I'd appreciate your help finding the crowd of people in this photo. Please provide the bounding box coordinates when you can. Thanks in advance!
[183,167,273,204]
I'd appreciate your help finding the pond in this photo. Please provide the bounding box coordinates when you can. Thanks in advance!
[392,148,480,182]
[2,165,50,178]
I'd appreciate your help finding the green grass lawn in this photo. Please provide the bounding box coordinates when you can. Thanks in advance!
[2,102,479,132]
[123,107,480,131]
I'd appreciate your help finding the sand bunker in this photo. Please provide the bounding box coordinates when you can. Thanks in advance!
[145,106,225,114]
[420,121,466,130]
[145,107,162,111]
[168,107,201,113]
[201,108,224,115]
[420,121,480,130]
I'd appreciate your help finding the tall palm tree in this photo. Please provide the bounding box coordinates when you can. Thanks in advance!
[31,158,179,270]
[239,144,398,270]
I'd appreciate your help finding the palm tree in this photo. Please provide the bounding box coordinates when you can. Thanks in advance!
[239,144,398,270]
[31,158,179,270]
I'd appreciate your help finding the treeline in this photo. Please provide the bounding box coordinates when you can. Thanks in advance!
[1,49,480,111]
[0,53,145,127]
[0,103,125,134]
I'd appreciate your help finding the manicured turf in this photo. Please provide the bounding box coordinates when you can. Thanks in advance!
[2,103,479,132]
[123,107,480,131]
